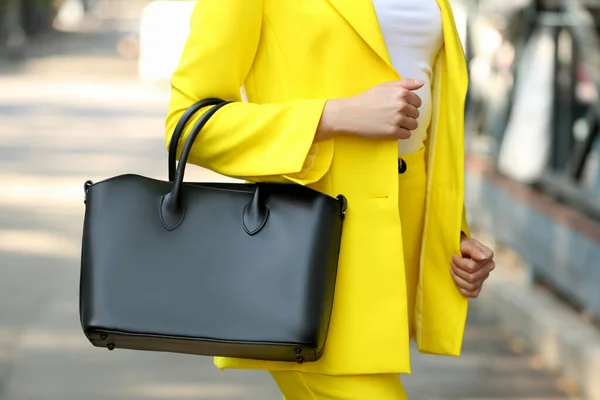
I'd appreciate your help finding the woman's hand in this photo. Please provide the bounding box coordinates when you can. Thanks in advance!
[316,79,424,141]
[450,234,496,298]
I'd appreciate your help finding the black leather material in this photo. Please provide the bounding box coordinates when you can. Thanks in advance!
[79,99,347,363]
[168,97,224,181]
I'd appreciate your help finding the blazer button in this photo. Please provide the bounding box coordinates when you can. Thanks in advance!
[398,158,407,174]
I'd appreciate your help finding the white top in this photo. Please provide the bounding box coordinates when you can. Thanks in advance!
[372,0,444,155]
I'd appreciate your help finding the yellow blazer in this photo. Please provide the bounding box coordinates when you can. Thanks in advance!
[166,0,471,375]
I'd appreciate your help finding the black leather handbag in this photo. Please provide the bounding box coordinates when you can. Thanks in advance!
[79,98,347,363]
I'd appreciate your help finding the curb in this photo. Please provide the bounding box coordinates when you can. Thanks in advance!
[474,239,600,400]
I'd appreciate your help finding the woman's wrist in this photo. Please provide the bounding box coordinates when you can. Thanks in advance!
[315,98,349,142]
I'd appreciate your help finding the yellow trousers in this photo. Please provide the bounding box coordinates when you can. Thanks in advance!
[269,149,426,399]
[271,372,408,400]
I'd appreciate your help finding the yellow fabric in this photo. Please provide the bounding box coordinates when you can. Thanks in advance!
[271,371,408,400]
[396,150,427,338]
[271,154,424,399]
[166,0,470,375]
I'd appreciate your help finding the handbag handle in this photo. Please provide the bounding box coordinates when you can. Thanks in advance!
[161,100,270,236]
[168,98,225,181]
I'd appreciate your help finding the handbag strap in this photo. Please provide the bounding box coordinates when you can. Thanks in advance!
[168,98,226,181]
[161,101,234,230]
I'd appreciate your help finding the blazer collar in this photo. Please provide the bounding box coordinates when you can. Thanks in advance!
[326,0,394,72]
[327,0,466,80]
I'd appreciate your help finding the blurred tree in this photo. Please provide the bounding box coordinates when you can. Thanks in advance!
[0,0,27,59]
[20,0,62,35]
[0,0,65,59]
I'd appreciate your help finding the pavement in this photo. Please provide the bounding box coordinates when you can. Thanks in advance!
[0,3,581,399]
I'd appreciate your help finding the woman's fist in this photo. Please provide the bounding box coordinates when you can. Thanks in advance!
[317,79,424,141]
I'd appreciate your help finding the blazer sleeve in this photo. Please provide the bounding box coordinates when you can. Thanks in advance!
[165,0,334,185]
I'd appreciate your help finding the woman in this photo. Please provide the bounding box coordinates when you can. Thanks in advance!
[165,1,496,398]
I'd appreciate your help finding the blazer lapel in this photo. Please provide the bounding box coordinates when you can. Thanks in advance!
[327,0,395,72]
[435,0,469,85]
[327,0,467,84]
